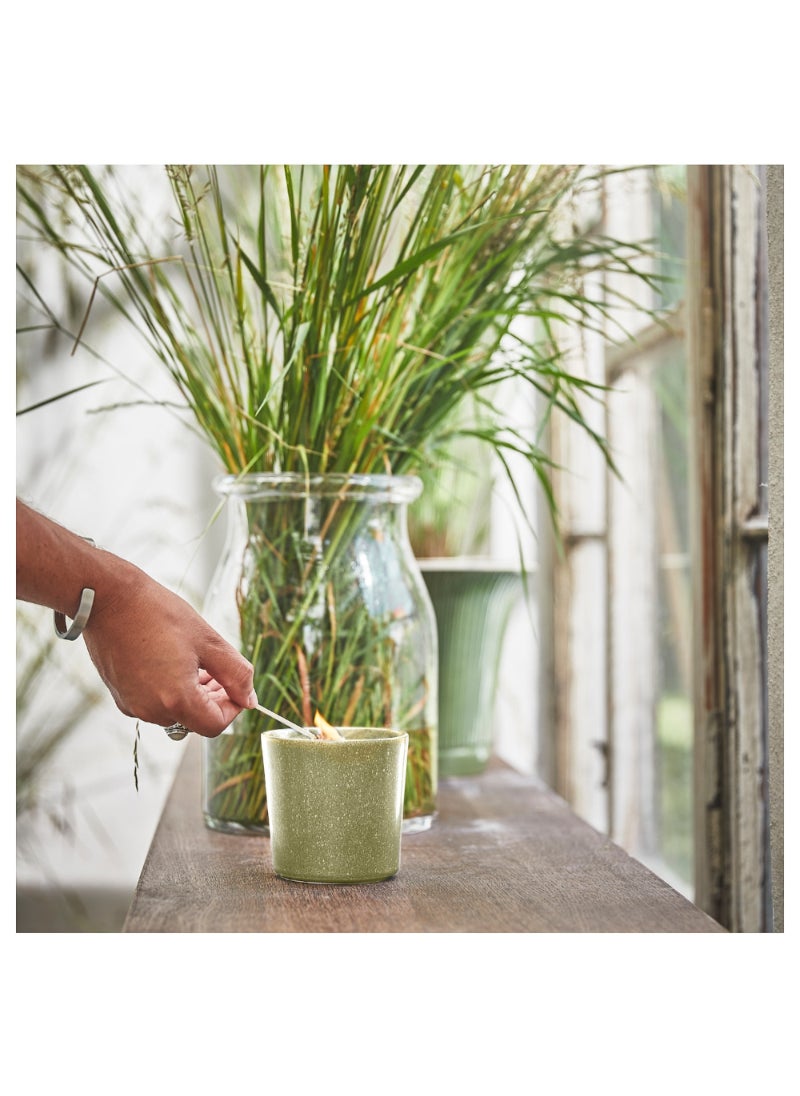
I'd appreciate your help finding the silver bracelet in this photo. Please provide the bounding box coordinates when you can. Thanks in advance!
[54,587,95,640]
[54,536,97,641]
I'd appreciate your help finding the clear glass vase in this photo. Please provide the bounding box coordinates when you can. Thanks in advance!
[202,473,438,835]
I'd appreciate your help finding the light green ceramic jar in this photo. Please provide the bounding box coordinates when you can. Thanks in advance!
[261,728,409,884]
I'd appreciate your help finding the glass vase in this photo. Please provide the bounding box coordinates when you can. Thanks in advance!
[201,473,438,835]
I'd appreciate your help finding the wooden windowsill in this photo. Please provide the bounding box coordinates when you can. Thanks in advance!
[123,736,725,933]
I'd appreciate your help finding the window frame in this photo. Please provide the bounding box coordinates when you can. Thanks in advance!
[547,165,777,929]
[687,164,772,931]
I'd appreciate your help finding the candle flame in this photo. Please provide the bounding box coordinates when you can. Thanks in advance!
[314,710,345,740]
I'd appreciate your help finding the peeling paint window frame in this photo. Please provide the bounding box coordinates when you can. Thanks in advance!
[547,165,772,930]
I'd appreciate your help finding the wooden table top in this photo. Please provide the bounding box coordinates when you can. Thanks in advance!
[123,736,725,933]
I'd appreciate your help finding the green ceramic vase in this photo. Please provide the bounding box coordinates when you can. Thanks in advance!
[420,561,521,777]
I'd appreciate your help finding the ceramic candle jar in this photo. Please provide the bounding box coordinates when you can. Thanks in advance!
[261,728,409,884]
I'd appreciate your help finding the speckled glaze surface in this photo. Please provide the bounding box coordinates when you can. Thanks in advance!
[261,728,409,884]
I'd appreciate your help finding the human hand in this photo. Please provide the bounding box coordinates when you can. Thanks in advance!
[82,560,256,737]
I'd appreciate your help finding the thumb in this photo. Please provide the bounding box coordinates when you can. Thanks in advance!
[200,637,256,708]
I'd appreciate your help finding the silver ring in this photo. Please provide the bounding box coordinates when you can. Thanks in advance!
[164,723,190,741]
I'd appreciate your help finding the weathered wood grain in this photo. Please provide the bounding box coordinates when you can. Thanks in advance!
[123,737,725,933]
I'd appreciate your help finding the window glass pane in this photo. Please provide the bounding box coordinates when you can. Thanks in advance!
[652,339,693,887]
[652,168,692,887]
[605,167,692,892]
[652,165,687,309]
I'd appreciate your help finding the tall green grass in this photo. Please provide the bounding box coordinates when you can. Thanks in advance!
[17,164,657,512]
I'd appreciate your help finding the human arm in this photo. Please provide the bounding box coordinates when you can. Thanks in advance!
[16,498,256,736]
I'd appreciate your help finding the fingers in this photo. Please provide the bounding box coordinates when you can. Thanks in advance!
[164,658,257,739]
[197,637,256,709]
[183,688,241,737]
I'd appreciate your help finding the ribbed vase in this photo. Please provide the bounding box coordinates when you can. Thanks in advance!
[420,561,521,776]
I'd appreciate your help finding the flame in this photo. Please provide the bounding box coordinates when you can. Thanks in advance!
[314,710,344,741]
